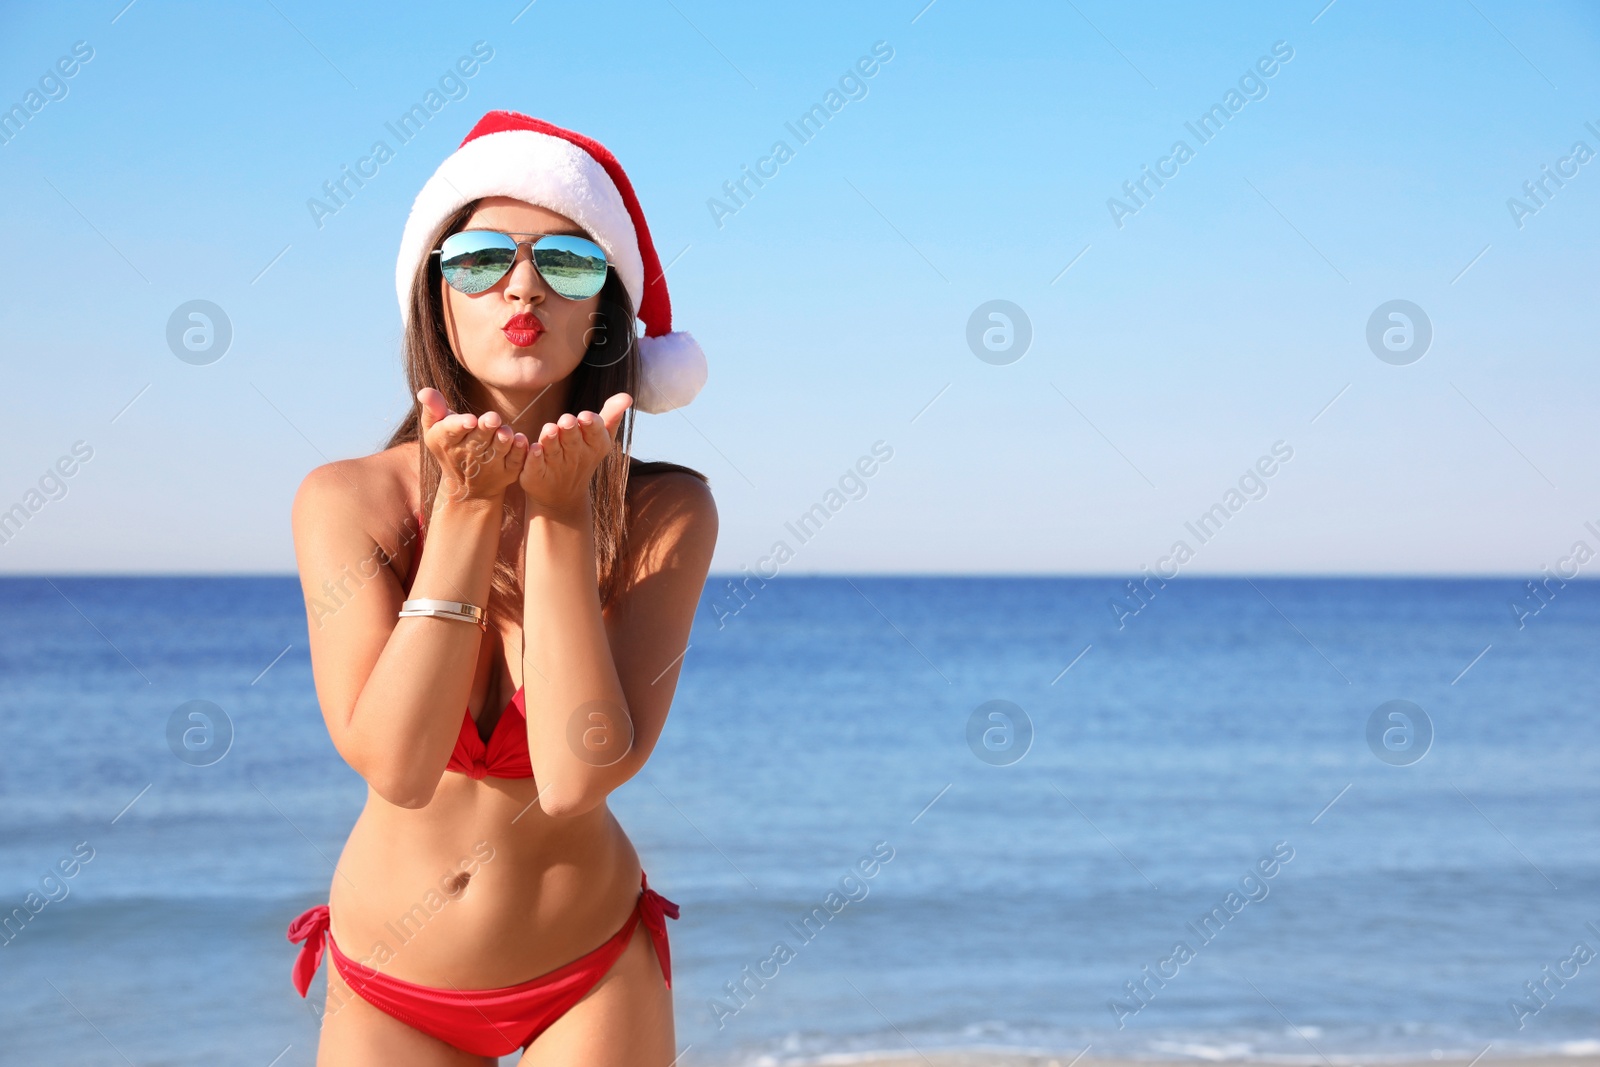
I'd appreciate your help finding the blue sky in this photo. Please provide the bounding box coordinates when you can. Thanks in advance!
[1,0,1596,575]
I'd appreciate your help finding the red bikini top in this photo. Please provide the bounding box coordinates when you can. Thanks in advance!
[449,686,533,780]
[406,508,535,781]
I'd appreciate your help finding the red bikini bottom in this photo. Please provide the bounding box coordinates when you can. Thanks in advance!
[287,871,678,1058]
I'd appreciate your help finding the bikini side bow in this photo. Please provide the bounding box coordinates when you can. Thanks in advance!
[286,904,332,998]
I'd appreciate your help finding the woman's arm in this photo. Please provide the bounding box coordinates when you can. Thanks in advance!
[291,392,528,808]
[517,403,718,816]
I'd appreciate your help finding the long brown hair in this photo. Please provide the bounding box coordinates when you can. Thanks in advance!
[384,199,706,623]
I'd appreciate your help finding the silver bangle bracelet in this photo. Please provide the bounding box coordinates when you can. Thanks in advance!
[398,598,487,631]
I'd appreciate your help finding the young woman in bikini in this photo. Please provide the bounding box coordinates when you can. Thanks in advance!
[285,112,716,1066]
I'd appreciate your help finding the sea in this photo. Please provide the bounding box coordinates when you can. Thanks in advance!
[1,575,1596,1066]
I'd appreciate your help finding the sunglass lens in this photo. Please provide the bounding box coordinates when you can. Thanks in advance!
[533,235,609,299]
[439,231,517,294]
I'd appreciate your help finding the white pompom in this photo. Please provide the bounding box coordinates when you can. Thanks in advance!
[635,331,708,414]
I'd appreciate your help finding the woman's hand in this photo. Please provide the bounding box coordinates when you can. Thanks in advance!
[518,392,633,519]
[417,387,529,505]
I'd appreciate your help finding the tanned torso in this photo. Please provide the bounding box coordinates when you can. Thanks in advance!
[325,441,644,989]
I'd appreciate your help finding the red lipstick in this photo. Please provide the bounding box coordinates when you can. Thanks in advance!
[502,312,544,348]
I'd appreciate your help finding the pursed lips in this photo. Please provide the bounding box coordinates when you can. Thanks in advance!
[501,312,543,347]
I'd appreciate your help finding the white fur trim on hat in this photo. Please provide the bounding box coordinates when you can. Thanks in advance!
[395,129,644,326]
[636,331,708,414]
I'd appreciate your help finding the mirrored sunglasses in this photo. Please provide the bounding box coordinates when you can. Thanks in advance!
[432,229,610,300]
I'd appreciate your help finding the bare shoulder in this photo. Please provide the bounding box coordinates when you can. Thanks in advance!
[292,444,411,526]
[291,443,420,571]
[624,466,718,572]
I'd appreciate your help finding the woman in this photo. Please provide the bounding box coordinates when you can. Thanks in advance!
[285,111,717,1066]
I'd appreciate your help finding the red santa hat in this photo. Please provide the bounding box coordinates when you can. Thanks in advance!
[395,110,707,414]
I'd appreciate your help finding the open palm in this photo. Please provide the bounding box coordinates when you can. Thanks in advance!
[519,392,632,516]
